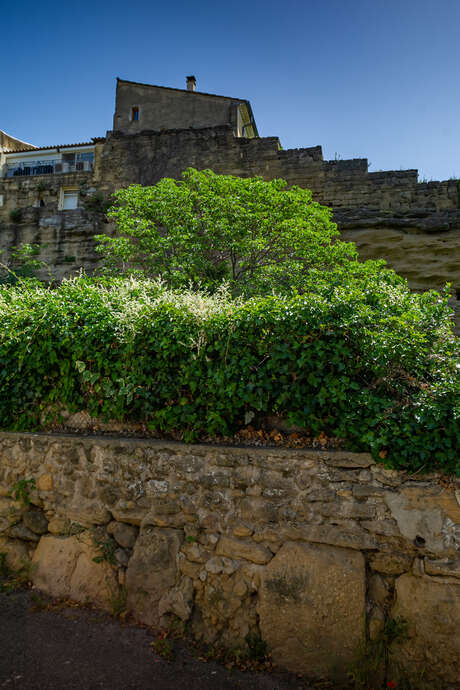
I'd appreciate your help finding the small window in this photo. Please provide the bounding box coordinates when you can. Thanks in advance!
[0,194,3,207]
[60,188,79,210]
[131,106,139,122]
[63,190,78,209]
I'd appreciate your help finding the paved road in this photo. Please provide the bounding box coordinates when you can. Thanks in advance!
[0,588,314,690]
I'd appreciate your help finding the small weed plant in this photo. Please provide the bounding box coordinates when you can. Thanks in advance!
[198,633,270,672]
[349,617,410,690]
[245,632,268,661]
[30,592,50,611]
[108,585,128,619]
[84,192,111,216]
[0,558,35,593]
[8,209,22,224]
[0,552,10,578]
[8,478,35,505]
[91,531,117,565]
[151,631,175,661]
[65,521,85,537]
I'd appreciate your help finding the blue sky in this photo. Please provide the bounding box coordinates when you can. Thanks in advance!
[3,0,459,181]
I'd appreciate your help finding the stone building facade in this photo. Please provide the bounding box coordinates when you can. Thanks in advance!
[113,77,258,138]
[0,77,459,328]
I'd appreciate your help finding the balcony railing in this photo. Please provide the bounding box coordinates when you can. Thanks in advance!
[4,158,94,178]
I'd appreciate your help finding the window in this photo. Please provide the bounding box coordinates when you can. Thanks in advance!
[63,190,78,209]
[76,152,94,162]
[131,106,139,122]
[0,195,3,207]
[59,188,79,210]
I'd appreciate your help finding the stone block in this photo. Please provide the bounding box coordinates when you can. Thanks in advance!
[32,533,118,609]
[353,484,386,499]
[47,516,69,535]
[424,557,460,579]
[319,500,376,519]
[66,499,111,527]
[205,556,224,574]
[232,522,253,538]
[239,497,278,523]
[0,536,31,572]
[69,543,118,608]
[360,519,400,537]
[257,541,365,681]
[23,509,49,535]
[281,523,377,551]
[158,577,194,622]
[106,521,138,548]
[322,452,375,468]
[177,554,201,579]
[385,486,460,554]
[126,526,183,626]
[181,541,204,563]
[7,523,40,542]
[216,536,272,565]
[0,497,23,533]
[390,574,460,685]
[114,548,130,567]
[368,606,385,641]
[111,501,149,526]
[36,474,53,492]
[368,573,390,607]
[369,551,412,575]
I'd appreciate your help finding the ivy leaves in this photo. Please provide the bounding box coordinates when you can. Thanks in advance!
[0,276,458,475]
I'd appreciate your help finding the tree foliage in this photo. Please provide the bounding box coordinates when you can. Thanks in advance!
[1,170,458,475]
[0,243,46,285]
[95,168,359,294]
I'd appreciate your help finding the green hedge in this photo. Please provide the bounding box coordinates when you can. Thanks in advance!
[0,276,458,475]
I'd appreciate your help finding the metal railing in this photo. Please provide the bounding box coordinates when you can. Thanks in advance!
[4,158,94,178]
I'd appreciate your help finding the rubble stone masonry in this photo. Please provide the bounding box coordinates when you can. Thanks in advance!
[0,432,459,685]
[0,127,459,330]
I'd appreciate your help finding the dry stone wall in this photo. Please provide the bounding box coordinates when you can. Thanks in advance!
[0,432,459,686]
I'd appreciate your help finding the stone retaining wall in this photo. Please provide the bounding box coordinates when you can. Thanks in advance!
[0,432,459,686]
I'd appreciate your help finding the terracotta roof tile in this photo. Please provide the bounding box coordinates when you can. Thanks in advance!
[4,139,104,155]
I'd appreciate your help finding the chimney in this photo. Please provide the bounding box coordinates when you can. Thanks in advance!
[186,75,196,92]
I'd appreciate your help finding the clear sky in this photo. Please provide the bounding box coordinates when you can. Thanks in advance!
[3,0,459,181]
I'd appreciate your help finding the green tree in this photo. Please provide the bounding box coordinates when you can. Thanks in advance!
[0,243,47,285]
[95,168,359,295]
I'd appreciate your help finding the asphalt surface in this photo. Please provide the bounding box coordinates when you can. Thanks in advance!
[0,587,314,690]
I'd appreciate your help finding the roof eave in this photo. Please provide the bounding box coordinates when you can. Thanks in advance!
[117,77,251,106]
[4,140,100,155]
[0,129,37,151]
